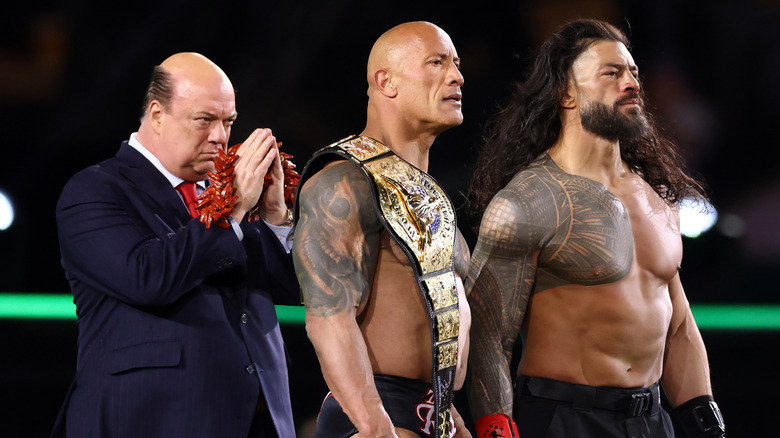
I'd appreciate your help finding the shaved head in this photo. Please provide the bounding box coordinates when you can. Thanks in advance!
[367,21,451,89]
[362,21,463,142]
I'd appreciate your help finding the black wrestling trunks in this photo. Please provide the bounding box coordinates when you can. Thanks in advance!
[315,374,455,438]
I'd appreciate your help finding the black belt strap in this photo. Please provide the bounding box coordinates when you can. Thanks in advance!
[521,376,661,417]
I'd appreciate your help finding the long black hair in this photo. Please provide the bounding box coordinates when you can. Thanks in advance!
[468,19,707,220]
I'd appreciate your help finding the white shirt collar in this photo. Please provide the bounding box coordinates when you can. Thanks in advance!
[128,133,206,189]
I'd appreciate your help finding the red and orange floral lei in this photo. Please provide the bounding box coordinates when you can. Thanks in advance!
[196,142,300,229]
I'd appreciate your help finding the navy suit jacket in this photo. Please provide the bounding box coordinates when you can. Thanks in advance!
[52,142,300,437]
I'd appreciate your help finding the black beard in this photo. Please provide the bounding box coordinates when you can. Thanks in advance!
[581,98,648,142]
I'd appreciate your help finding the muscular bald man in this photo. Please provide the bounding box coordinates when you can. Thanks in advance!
[466,19,725,438]
[53,52,300,437]
[293,22,472,438]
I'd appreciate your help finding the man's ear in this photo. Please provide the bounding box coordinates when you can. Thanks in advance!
[149,101,164,134]
[374,69,397,98]
[560,84,576,110]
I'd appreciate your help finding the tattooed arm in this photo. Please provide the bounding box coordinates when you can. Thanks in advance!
[453,230,472,391]
[292,161,396,436]
[465,176,547,419]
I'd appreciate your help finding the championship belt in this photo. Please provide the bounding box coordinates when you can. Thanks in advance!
[295,135,459,438]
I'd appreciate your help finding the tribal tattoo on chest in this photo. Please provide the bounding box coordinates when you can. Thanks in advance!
[466,158,634,416]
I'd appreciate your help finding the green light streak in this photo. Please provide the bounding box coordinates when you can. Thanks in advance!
[0,293,76,319]
[274,303,306,325]
[0,294,779,330]
[689,304,780,331]
[0,293,305,325]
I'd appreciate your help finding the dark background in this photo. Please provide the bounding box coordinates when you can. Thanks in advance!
[1,0,778,436]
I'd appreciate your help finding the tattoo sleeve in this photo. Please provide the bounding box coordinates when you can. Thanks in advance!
[292,161,398,432]
[453,230,471,279]
[292,161,383,317]
[465,180,545,419]
[466,160,637,418]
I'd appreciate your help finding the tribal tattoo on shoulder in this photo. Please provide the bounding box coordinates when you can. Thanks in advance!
[530,158,634,290]
[466,161,633,416]
[453,230,470,279]
[293,161,384,318]
[466,180,541,416]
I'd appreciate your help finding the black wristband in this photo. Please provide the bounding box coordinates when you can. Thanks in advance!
[673,395,725,437]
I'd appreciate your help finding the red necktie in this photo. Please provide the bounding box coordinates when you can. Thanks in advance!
[176,182,199,218]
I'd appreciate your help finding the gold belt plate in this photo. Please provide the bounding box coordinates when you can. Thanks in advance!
[364,155,455,275]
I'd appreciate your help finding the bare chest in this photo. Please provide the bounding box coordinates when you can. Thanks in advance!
[535,175,681,292]
[362,232,468,329]
[535,175,633,291]
[614,182,682,282]
[366,233,427,317]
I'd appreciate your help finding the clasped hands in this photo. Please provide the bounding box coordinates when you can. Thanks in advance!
[229,128,289,226]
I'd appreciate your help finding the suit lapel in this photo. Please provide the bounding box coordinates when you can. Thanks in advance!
[115,142,193,231]
[113,142,247,305]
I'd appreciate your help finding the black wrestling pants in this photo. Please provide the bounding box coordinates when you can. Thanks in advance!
[513,375,675,438]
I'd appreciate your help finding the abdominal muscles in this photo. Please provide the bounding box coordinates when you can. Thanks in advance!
[519,262,674,388]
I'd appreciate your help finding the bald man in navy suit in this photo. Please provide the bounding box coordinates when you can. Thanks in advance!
[52,52,299,437]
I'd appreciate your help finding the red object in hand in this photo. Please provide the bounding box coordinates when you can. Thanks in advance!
[262,143,300,200]
[263,141,301,200]
[196,141,300,229]
[475,413,520,438]
[197,145,239,229]
[250,141,300,222]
